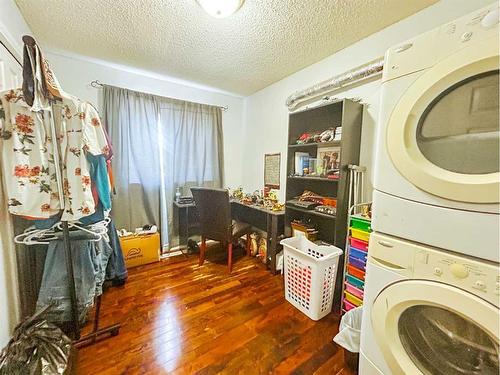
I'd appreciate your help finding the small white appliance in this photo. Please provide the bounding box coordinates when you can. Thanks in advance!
[359,232,499,375]
[372,4,500,262]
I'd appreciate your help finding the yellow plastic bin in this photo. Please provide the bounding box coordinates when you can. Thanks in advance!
[350,227,370,242]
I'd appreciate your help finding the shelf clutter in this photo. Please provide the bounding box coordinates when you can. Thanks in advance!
[342,214,372,313]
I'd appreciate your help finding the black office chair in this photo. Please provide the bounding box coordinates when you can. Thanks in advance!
[191,187,252,273]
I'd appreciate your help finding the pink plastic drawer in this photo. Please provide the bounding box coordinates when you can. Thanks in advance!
[345,282,364,299]
[350,237,368,252]
[343,299,356,312]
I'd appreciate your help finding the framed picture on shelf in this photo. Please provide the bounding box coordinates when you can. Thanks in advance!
[317,146,341,175]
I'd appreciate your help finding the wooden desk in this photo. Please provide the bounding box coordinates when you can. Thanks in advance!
[173,200,285,274]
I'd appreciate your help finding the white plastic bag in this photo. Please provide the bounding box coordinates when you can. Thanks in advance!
[276,251,283,271]
[333,306,363,352]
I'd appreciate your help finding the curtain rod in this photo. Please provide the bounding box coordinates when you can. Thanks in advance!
[90,80,228,111]
[0,40,22,67]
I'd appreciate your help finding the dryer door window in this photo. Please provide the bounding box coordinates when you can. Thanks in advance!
[417,71,499,175]
[385,37,499,203]
[398,305,499,375]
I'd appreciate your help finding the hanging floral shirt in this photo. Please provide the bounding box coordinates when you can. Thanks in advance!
[0,88,110,220]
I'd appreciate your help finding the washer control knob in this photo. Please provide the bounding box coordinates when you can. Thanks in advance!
[433,267,443,276]
[474,280,486,290]
[450,263,469,279]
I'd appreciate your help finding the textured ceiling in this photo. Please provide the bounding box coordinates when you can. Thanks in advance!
[15,0,437,96]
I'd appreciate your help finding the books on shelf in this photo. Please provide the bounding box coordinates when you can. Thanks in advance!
[294,152,310,176]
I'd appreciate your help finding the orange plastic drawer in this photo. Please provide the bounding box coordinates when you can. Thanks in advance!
[347,264,365,280]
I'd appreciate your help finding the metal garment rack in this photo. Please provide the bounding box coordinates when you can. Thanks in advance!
[51,101,121,346]
[18,36,121,346]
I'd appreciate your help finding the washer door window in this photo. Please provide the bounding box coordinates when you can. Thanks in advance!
[386,37,499,203]
[399,305,498,374]
[372,280,499,375]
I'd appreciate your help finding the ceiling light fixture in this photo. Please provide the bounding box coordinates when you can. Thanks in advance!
[197,0,244,18]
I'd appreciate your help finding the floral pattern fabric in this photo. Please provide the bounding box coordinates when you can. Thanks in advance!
[0,88,110,220]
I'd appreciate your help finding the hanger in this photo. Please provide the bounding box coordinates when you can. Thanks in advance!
[14,227,45,244]
[54,221,103,241]
[15,221,103,245]
[14,226,58,245]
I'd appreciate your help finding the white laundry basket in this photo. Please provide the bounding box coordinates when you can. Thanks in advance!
[281,236,343,320]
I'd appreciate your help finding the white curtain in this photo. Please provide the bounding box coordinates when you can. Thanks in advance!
[103,86,223,250]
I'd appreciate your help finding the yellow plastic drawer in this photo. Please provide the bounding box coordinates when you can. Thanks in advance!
[344,291,363,307]
[350,227,370,242]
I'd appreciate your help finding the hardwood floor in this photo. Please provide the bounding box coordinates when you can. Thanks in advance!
[77,244,354,374]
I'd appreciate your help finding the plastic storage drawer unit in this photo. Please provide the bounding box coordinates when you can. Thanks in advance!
[346,274,364,289]
[349,247,367,261]
[350,216,372,232]
[348,256,366,270]
[344,291,363,306]
[343,299,357,312]
[345,282,364,299]
[347,264,365,280]
[349,237,368,252]
[350,228,370,242]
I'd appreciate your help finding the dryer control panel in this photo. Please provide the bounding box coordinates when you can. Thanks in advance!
[414,248,500,307]
[383,3,499,82]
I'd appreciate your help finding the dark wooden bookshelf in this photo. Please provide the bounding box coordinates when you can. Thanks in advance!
[285,99,363,311]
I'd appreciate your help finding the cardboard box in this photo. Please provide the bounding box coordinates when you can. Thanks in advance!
[120,233,160,268]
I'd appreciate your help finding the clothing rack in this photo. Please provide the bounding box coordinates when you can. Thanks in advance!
[16,36,121,346]
[90,79,229,111]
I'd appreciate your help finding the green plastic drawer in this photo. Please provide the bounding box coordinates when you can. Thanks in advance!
[346,274,364,289]
[350,216,371,232]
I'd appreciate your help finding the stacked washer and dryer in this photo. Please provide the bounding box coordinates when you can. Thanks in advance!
[360,3,500,375]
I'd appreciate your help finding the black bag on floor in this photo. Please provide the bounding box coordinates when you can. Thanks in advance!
[0,307,76,375]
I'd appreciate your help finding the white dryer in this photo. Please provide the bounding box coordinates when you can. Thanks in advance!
[372,4,500,262]
[359,232,499,375]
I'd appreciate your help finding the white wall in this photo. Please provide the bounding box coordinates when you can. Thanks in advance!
[0,0,32,347]
[43,51,246,189]
[241,0,494,202]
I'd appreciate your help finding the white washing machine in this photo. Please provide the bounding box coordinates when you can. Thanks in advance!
[359,232,500,375]
[372,4,500,262]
